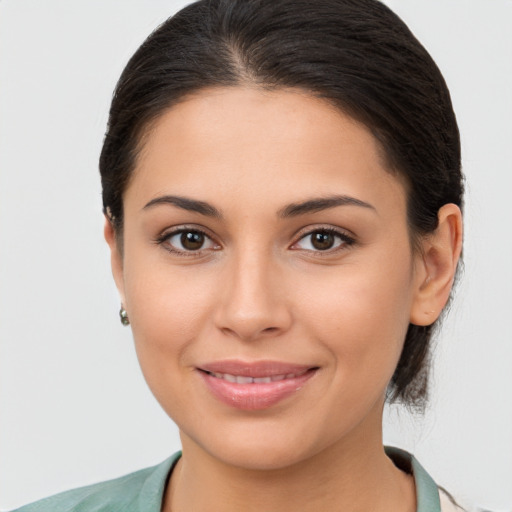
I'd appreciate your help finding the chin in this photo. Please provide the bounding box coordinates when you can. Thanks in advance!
[205,438,315,472]
[180,412,346,472]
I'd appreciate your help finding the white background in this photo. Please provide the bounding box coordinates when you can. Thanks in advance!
[0,1,511,510]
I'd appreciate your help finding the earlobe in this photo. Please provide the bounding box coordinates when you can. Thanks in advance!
[104,216,126,304]
[410,204,463,326]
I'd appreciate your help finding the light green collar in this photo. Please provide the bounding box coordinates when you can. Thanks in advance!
[386,446,441,512]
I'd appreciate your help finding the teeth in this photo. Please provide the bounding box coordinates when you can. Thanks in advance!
[253,377,272,383]
[209,371,308,383]
[236,376,253,384]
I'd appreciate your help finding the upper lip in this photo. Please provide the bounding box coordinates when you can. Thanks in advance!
[198,360,316,378]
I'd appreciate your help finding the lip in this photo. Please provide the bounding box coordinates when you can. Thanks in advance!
[197,360,318,410]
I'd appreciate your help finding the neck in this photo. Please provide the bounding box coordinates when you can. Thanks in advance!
[163,410,416,512]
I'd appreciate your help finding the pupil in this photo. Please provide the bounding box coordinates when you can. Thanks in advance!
[181,231,204,250]
[312,232,334,250]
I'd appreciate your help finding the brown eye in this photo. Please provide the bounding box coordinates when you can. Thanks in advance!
[311,232,335,250]
[181,231,205,250]
[162,229,218,253]
[292,229,354,253]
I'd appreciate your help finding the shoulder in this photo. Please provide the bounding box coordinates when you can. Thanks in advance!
[10,453,180,512]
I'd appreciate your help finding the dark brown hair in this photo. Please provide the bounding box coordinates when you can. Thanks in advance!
[99,0,463,408]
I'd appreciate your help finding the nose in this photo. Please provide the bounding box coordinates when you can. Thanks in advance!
[214,250,292,342]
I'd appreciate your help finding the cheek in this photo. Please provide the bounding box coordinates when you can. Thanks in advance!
[296,255,414,386]
[122,255,217,395]
[289,264,413,441]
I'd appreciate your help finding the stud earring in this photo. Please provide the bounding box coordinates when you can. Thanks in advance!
[119,306,130,326]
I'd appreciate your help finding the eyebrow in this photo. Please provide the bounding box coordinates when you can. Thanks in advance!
[142,194,376,219]
[277,195,376,217]
[143,195,223,218]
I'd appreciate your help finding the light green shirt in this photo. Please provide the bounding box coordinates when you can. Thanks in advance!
[12,447,453,512]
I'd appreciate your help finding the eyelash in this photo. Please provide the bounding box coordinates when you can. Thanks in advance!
[154,226,218,258]
[155,226,356,257]
[291,227,356,254]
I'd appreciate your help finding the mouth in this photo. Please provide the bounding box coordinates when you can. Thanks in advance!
[203,367,310,383]
[197,360,319,411]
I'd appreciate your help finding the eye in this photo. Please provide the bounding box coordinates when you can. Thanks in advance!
[292,228,354,252]
[159,228,219,254]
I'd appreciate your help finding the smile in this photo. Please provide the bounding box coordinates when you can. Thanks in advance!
[206,369,309,384]
[197,361,318,411]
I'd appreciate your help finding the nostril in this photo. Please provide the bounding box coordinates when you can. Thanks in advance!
[219,325,282,342]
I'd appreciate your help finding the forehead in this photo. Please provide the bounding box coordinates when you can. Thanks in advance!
[128,87,406,216]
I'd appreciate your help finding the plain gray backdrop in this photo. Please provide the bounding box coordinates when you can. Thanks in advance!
[1,1,511,510]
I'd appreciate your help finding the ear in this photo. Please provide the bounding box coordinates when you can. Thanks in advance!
[410,204,463,326]
[104,216,126,305]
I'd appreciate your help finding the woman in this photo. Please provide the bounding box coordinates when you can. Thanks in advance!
[10,0,466,510]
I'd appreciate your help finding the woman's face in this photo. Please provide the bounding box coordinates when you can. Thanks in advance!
[109,87,427,470]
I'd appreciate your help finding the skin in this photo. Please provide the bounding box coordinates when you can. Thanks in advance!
[105,87,462,512]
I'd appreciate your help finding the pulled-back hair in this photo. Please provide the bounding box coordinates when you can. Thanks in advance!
[99,0,463,408]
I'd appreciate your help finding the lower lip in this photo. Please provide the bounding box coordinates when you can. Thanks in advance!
[198,369,317,410]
